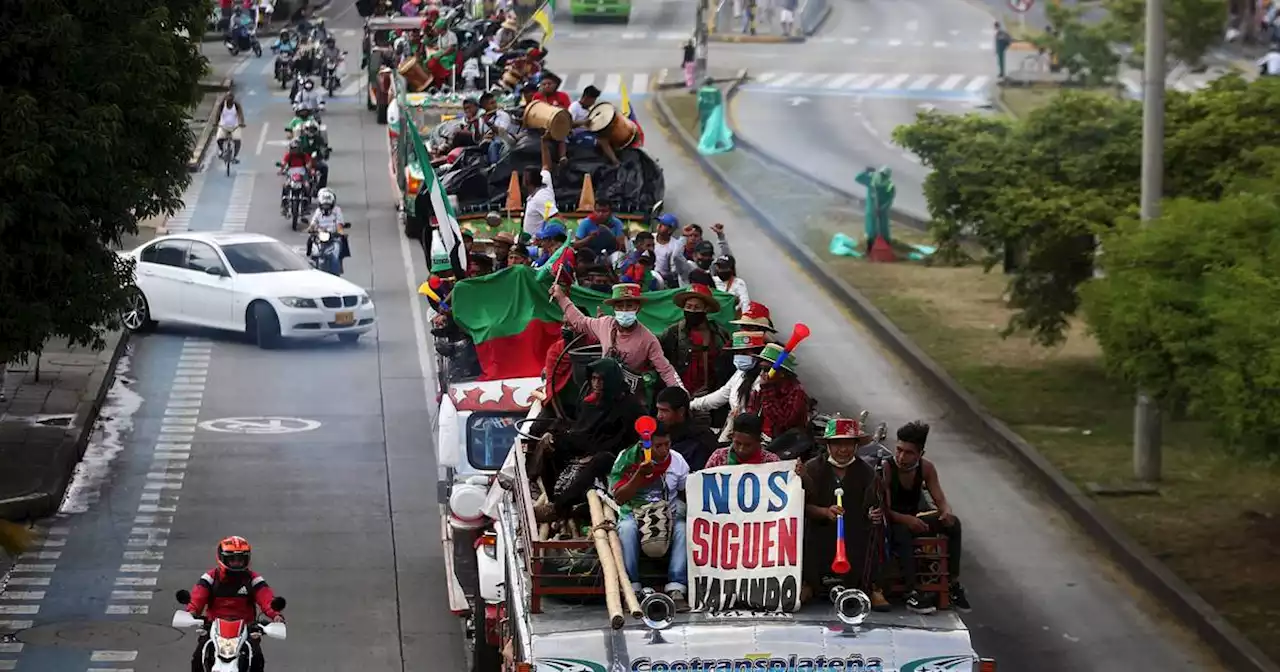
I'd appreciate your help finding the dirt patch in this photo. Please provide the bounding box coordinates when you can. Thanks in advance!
[832,257,1280,659]
[999,85,1121,118]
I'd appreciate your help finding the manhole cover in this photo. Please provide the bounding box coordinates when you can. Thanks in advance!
[18,620,184,648]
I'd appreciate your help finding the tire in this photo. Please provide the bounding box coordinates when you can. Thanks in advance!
[471,599,501,672]
[338,333,360,344]
[249,301,282,349]
[366,84,377,110]
[122,287,157,333]
[291,198,301,231]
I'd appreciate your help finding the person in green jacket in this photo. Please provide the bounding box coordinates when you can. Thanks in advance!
[696,78,722,135]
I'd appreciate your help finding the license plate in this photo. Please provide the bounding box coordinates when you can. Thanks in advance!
[335,311,354,326]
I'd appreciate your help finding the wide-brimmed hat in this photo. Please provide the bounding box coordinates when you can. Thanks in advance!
[731,301,776,332]
[673,283,720,313]
[725,331,768,352]
[493,231,516,245]
[603,283,647,306]
[754,342,797,374]
[501,17,518,30]
[822,417,869,441]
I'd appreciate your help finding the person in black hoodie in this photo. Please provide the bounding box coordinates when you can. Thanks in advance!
[654,387,719,472]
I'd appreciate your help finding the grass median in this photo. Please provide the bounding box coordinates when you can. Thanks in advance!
[661,86,1280,658]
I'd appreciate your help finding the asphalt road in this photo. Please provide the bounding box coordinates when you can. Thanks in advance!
[638,101,1221,670]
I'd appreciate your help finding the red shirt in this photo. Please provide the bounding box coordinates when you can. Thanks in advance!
[186,567,282,623]
[281,151,311,168]
[532,91,571,108]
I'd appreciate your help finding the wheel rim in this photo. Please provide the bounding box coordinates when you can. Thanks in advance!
[122,292,146,330]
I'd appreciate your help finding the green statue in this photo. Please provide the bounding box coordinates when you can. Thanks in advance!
[696,77,722,135]
[856,166,895,251]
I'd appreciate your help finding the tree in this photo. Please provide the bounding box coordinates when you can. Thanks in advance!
[1103,0,1228,69]
[0,1,207,361]
[1082,189,1280,452]
[1036,3,1122,86]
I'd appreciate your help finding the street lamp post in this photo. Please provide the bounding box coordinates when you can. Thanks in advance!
[693,0,709,87]
[1134,0,1164,483]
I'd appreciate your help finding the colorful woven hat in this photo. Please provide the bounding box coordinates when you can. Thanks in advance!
[823,417,868,441]
[603,283,646,306]
[724,331,768,352]
[754,342,797,374]
[731,301,776,333]
[673,283,720,313]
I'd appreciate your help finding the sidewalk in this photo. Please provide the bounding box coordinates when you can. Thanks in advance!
[0,335,130,521]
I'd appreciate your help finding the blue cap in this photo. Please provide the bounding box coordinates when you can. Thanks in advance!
[656,213,679,228]
[536,221,566,239]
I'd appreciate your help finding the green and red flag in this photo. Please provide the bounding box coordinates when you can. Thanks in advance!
[450,265,738,380]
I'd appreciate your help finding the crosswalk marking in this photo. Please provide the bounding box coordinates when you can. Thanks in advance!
[850,74,882,89]
[825,74,859,89]
[603,73,623,96]
[748,72,992,96]
[879,74,911,89]
[770,73,804,87]
[631,73,649,96]
[938,74,966,90]
[965,76,990,92]
[907,75,935,90]
[795,73,828,87]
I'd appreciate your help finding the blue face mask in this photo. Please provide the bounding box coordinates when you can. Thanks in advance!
[733,355,755,371]
[615,311,638,328]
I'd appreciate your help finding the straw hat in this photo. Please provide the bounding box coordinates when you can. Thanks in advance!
[603,283,646,306]
[731,301,776,333]
[822,417,869,441]
[724,331,768,352]
[672,283,720,313]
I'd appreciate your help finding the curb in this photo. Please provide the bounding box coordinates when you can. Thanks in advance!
[652,79,1280,672]
[188,77,236,172]
[0,332,132,522]
[722,80,932,232]
[708,32,805,44]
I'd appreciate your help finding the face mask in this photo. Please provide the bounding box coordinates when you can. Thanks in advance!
[695,258,712,270]
[684,310,706,326]
[615,311,638,328]
[896,456,918,471]
[733,355,754,371]
[828,453,857,468]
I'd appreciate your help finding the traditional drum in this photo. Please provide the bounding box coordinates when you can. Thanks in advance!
[585,102,638,150]
[398,57,433,92]
[523,100,572,141]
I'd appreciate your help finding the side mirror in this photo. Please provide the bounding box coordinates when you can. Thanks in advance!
[275,161,283,167]
[342,222,355,229]
[176,589,192,605]
[269,596,287,611]
[205,266,226,277]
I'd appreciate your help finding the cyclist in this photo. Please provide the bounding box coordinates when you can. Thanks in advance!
[215,92,246,164]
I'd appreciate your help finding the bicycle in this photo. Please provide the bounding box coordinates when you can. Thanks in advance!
[217,125,242,176]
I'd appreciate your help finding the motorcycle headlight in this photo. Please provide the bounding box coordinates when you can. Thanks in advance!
[280,297,317,308]
[317,231,331,242]
[215,635,240,659]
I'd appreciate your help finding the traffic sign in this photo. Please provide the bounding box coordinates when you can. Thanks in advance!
[198,417,321,434]
[1008,0,1034,12]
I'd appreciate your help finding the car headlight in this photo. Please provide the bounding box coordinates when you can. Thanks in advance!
[279,297,317,308]
[360,294,372,305]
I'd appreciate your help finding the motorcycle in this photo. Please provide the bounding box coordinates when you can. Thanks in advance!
[272,51,294,89]
[277,164,311,231]
[225,26,263,57]
[308,223,354,276]
[172,590,287,672]
[322,52,347,97]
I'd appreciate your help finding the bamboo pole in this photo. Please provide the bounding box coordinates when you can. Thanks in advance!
[587,490,626,629]
[535,491,551,541]
[603,501,643,617]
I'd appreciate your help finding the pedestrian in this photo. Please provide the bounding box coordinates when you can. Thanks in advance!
[777,0,796,36]
[682,40,696,89]
[994,22,1013,79]
[742,0,756,35]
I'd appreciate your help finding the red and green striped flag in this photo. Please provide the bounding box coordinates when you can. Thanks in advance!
[450,265,739,380]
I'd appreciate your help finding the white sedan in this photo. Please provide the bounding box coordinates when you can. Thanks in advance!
[120,232,377,348]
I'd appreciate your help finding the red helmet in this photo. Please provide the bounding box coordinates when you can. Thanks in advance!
[217,536,252,572]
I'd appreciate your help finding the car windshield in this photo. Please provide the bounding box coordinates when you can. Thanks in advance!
[221,241,311,274]
[466,413,521,471]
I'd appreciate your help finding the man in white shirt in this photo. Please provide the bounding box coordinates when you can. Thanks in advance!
[1259,47,1280,76]
[568,86,620,166]
[479,91,514,165]
[522,167,557,236]
[652,213,684,286]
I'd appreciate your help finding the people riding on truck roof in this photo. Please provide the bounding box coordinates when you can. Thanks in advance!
[659,283,733,397]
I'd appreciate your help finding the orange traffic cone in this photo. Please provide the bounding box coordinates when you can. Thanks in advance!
[868,235,897,263]
[504,172,522,213]
[577,174,596,213]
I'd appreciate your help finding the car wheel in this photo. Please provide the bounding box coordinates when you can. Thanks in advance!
[122,288,157,332]
[338,333,360,344]
[249,301,282,349]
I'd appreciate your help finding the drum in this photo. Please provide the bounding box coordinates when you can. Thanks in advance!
[585,102,638,150]
[523,100,572,141]
[500,66,522,90]
[398,56,432,92]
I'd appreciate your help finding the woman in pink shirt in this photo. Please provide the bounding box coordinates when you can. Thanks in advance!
[549,283,685,390]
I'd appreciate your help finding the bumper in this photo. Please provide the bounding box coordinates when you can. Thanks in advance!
[276,301,378,338]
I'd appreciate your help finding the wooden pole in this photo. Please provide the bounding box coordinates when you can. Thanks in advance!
[603,501,643,617]
[587,490,626,629]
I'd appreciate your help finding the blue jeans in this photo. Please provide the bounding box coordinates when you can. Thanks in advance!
[618,499,687,593]
[487,140,502,165]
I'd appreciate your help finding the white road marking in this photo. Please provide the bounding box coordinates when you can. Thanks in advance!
[115,577,158,586]
[18,552,60,560]
[888,39,902,46]
[4,578,50,586]
[123,551,165,561]
[105,605,149,615]
[879,74,911,89]
[0,644,19,653]
[11,564,55,573]
[0,621,32,630]
[119,564,162,572]
[0,593,44,601]
[966,76,990,91]
[0,660,15,670]
[907,75,936,90]
[90,651,139,662]
[938,74,966,90]
[825,74,860,89]
[631,73,650,95]
[0,606,39,615]
[136,504,178,513]
[109,591,154,601]
[164,173,207,232]
[767,72,803,87]
[221,171,255,232]
[392,139,441,441]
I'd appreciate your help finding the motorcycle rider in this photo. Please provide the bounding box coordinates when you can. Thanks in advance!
[307,189,346,273]
[215,92,246,164]
[278,138,313,215]
[321,36,344,85]
[298,119,329,188]
[271,28,299,55]
[292,78,325,119]
[184,537,284,672]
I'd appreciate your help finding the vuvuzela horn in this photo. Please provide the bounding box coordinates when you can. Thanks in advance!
[587,490,626,629]
[604,501,644,617]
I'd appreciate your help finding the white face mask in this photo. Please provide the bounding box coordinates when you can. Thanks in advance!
[733,355,755,371]
[615,311,638,328]
[828,453,857,468]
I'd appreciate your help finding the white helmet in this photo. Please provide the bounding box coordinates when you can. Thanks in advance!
[318,188,336,206]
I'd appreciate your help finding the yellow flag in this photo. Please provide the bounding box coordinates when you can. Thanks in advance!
[533,8,554,44]
[620,79,632,118]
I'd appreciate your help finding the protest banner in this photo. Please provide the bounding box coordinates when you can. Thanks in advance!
[686,461,804,613]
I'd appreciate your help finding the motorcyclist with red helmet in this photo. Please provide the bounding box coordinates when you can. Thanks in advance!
[185,536,284,672]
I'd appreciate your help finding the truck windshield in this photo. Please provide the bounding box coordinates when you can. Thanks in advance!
[466,412,520,470]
